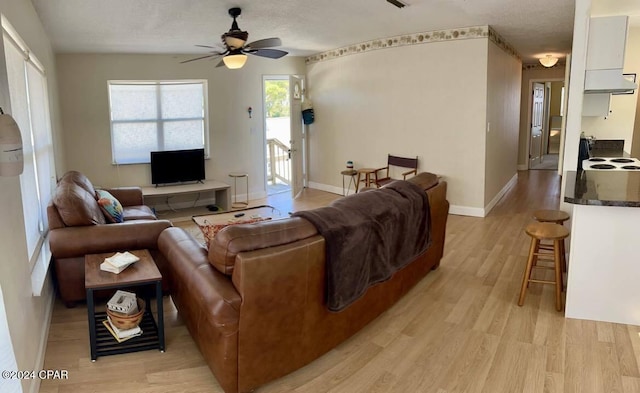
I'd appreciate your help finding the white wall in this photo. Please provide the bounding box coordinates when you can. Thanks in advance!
[484,41,522,208]
[0,1,60,392]
[56,54,306,199]
[305,38,489,213]
[562,0,591,193]
[581,26,640,151]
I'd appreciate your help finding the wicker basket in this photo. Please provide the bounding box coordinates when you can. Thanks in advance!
[106,298,145,330]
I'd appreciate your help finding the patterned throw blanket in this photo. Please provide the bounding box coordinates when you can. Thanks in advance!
[293,180,431,312]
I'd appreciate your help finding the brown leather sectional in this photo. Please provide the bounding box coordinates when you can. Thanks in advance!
[48,171,172,306]
[158,172,449,393]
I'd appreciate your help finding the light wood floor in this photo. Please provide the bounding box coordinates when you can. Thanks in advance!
[40,171,640,393]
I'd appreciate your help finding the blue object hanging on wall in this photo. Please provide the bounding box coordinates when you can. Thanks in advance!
[302,108,315,125]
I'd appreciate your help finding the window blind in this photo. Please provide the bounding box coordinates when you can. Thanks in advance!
[108,81,208,164]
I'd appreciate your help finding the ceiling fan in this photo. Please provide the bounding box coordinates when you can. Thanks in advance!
[181,7,288,69]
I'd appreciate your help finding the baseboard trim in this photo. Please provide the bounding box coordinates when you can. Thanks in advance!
[449,205,485,217]
[28,281,55,393]
[308,181,345,196]
[483,173,518,216]
[517,164,528,171]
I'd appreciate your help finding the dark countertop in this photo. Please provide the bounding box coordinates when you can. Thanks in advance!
[565,170,640,207]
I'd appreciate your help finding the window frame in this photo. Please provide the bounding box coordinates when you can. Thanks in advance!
[107,80,209,165]
[3,14,59,296]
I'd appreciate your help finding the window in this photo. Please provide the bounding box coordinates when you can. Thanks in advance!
[2,16,55,270]
[108,81,208,164]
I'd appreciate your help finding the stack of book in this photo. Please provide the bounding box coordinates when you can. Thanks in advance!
[102,318,143,343]
[100,251,140,274]
[104,290,143,343]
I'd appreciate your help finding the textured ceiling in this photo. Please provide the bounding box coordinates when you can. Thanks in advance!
[30,0,575,64]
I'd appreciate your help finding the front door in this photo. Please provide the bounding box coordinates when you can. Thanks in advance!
[529,82,545,167]
[289,75,305,198]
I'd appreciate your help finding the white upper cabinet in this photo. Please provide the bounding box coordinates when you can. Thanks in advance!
[586,16,629,71]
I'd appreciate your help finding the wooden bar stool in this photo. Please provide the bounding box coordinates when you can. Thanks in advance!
[355,168,376,192]
[518,222,569,311]
[533,209,570,225]
[533,209,570,273]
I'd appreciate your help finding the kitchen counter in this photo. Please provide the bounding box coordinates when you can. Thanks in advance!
[564,170,640,206]
[563,168,640,326]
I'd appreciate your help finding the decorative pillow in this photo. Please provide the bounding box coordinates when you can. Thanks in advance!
[96,190,124,223]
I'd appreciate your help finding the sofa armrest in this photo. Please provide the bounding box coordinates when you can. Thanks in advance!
[103,187,144,207]
[230,235,327,392]
[49,219,172,258]
[425,180,449,264]
[158,227,241,393]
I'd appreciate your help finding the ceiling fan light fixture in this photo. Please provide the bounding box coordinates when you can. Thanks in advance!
[539,55,559,68]
[224,36,247,50]
[223,54,248,69]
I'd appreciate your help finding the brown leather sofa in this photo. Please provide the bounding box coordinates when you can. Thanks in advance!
[48,171,172,306]
[158,172,449,393]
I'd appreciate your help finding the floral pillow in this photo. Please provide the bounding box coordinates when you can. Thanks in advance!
[96,190,124,223]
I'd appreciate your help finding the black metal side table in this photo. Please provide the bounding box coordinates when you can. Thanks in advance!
[85,249,164,361]
[341,169,357,196]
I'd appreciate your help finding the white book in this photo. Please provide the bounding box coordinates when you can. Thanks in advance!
[107,316,143,339]
[104,251,140,268]
[100,260,133,274]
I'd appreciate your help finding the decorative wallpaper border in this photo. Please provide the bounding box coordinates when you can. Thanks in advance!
[487,27,521,61]
[305,25,521,65]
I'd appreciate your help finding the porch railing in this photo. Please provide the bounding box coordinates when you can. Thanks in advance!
[266,138,291,186]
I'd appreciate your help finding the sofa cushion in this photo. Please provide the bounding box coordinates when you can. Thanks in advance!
[122,205,157,221]
[60,170,97,197]
[208,217,318,275]
[96,189,124,223]
[53,181,106,226]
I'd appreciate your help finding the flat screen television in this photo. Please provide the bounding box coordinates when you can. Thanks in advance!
[150,148,205,185]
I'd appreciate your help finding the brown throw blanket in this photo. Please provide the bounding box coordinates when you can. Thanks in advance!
[292,180,431,312]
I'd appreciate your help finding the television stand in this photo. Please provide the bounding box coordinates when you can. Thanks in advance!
[141,179,231,211]
[153,179,205,188]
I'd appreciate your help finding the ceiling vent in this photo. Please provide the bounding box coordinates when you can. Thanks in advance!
[386,0,408,8]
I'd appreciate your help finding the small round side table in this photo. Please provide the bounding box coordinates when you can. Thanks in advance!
[228,172,249,208]
[340,169,357,196]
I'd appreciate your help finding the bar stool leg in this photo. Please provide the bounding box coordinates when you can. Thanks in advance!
[518,237,538,306]
[560,239,567,273]
[554,239,563,311]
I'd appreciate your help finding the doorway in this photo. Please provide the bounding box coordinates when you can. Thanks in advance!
[529,80,565,170]
[263,77,292,195]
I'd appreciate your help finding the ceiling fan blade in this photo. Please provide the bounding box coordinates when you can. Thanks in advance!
[247,48,288,59]
[245,37,282,49]
[195,44,221,49]
[215,59,226,68]
[180,54,221,64]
